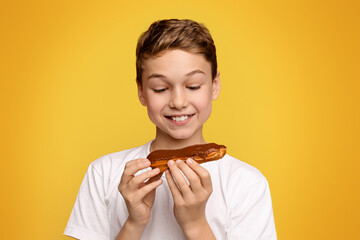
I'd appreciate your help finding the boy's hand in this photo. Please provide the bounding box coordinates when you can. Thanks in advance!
[118,158,163,228]
[165,158,215,239]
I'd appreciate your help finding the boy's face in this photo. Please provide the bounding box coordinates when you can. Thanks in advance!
[138,49,221,143]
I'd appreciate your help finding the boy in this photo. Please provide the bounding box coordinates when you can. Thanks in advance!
[64,19,277,240]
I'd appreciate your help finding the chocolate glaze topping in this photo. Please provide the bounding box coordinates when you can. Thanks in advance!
[147,143,226,162]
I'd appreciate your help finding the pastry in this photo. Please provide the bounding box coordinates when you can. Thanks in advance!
[147,143,226,172]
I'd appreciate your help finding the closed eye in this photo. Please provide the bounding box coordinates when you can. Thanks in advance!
[153,88,167,93]
[188,86,201,90]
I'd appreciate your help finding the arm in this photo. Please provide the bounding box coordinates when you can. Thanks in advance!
[165,158,216,240]
[116,158,163,240]
[115,220,145,240]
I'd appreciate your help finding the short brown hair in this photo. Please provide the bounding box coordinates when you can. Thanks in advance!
[136,19,217,86]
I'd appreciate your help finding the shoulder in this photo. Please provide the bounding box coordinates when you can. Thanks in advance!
[213,154,273,211]
[218,154,266,184]
[210,154,270,202]
[212,155,277,239]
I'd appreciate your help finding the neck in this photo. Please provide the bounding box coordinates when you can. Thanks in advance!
[150,128,206,152]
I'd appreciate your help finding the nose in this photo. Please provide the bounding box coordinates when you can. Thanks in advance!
[169,88,188,109]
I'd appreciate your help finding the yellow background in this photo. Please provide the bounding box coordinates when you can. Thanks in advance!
[1,0,359,239]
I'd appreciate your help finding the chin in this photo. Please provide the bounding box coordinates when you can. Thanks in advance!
[169,132,193,140]
[166,128,202,141]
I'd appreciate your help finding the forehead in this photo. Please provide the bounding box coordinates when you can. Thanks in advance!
[142,49,212,78]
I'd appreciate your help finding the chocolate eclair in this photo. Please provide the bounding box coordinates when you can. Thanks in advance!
[147,143,227,172]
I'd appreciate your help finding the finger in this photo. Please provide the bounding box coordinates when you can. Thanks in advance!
[165,169,183,201]
[138,169,163,190]
[147,171,163,183]
[167,160,192,196]
[129,168,161,190]
[186,158,212,192]
[121,159,151,184]
[135,178,163,200]
[125,158,141,167]
[175,159,203,192]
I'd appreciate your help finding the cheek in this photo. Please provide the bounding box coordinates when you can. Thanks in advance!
[146,96,165,116]
[195,92,213,115]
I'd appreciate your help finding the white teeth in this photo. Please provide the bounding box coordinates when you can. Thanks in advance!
[171,115,190,122]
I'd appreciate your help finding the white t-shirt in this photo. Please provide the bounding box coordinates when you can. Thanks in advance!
[64,141,277,240]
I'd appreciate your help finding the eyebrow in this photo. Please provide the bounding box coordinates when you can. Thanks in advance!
[147,69,206,80]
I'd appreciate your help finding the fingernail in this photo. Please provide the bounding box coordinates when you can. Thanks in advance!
[176,160,182,165]
[186,158,193,164]
[153,168,160,173]
[168,160,174,166]
[143,159,150,165]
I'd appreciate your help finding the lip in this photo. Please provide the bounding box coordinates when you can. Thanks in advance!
[164,114,195,126]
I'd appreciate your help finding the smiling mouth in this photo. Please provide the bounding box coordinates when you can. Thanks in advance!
[165,114,195,122]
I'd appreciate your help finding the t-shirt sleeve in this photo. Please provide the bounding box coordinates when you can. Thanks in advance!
[64,163,111,240]
[227,178,277,239]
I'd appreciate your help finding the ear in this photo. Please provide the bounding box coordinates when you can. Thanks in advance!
[137,81,147,106]
[212,71,221,100]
